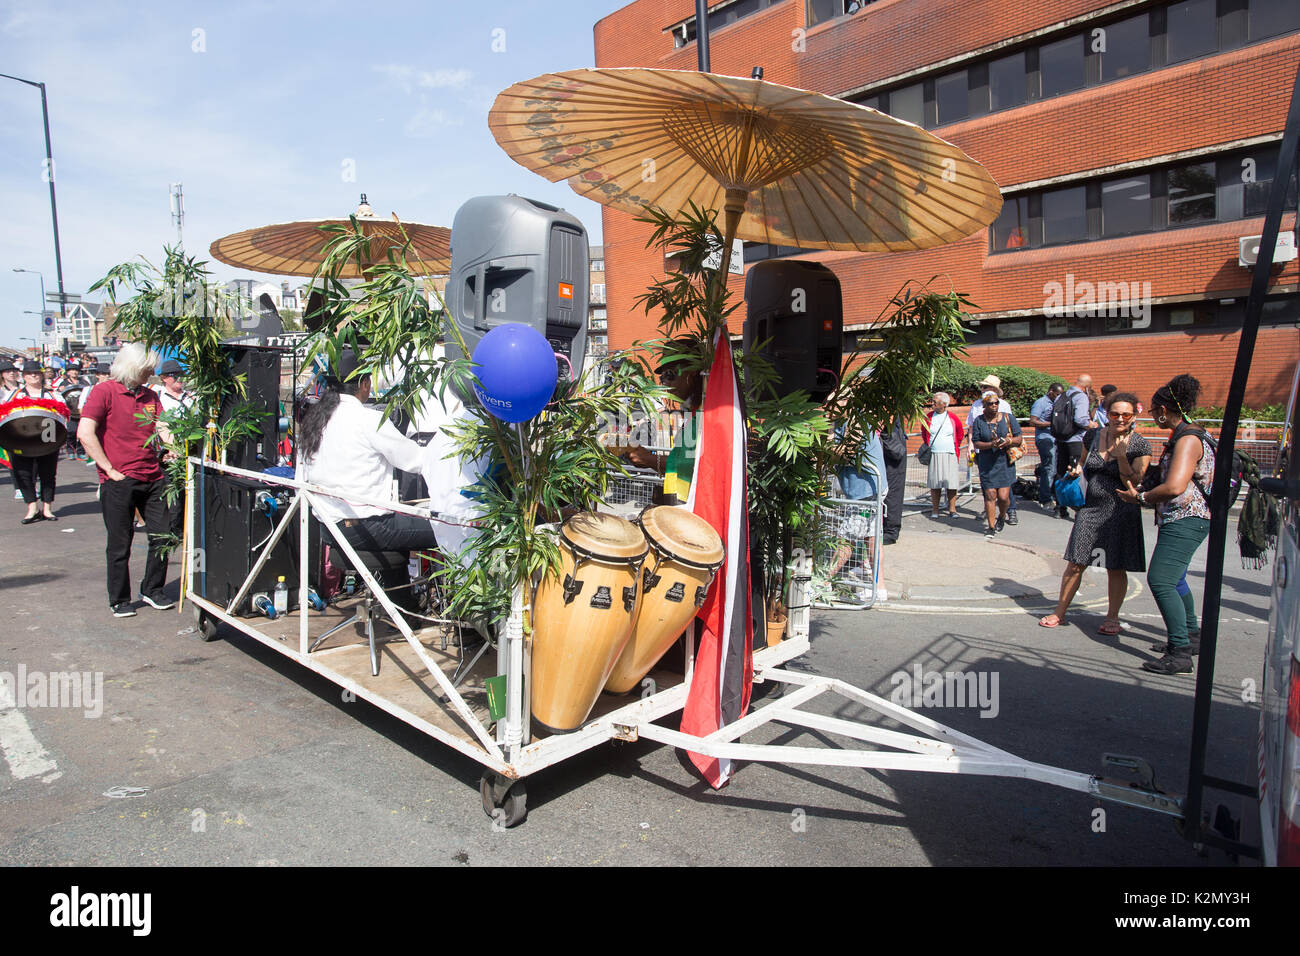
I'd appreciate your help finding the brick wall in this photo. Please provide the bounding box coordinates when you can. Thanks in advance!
[592,0,1300,406]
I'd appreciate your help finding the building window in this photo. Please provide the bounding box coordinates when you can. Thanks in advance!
[885,82,924,127]
[671,0,784,46]
[1166,0,1217,62]
[1101,174,1153,237]
[1250,0,1300,40]
[1169,306,1216,327]
[1038,34,1086,98]
[1167,161,1217,224]
[934,71,970,126]
[989,144,1296,254]
[988,51,1027,112]
[1042,185,1088,245]
[1046,316,1090,336]
[1222,145,1300,218]
[990,194,1033,249]
[590,283,606,304]
[994,321,1032,340]
[1096,13,1150,82]
[590,259,604,273]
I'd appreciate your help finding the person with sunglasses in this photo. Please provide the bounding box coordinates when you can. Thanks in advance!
[1039,392,1150,632]
[1117,374,1213,675]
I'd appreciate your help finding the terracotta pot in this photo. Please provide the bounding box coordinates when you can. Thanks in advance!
[766,617,788,647]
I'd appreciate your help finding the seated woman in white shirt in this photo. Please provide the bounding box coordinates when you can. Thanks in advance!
[298,349,442,555]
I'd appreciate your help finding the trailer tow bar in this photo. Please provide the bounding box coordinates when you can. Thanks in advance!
[1091,753,1185,819]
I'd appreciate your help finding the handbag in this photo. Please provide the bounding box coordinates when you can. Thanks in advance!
[1055,473,1086,509]
[917,442,932,466]
[1001,414,1024,465]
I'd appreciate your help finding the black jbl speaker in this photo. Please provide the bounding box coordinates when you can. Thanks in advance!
[219,345,281,471]
[444,194,589,386]
[743,260,843,401]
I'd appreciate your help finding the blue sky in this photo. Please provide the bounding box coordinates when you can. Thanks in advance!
[0,0,625,350]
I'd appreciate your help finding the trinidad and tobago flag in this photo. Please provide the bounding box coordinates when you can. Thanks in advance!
[683,329,754,788]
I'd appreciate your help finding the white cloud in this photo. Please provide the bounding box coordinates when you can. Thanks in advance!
[403,107,462,139]
[373,64,472,95]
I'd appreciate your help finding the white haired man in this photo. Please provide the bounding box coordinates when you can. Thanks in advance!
[77,343,174,617]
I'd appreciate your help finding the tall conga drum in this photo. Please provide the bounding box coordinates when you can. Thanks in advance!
[531,512,648,734]
[604,506,724,694]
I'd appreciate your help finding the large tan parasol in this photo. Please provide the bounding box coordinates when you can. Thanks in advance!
[489,68,1002,277]
[209,195,452,278]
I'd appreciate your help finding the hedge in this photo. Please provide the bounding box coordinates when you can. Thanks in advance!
[929,357,1061,417]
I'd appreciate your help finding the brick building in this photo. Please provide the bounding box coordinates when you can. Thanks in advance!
[592,0,1300,407]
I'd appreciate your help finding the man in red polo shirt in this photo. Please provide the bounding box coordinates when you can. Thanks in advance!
[78,343,174,617]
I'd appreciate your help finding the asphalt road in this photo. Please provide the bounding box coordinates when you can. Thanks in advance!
[0,469,1272,866]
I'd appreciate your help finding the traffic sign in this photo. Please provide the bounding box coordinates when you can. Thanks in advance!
[45,292,81,304]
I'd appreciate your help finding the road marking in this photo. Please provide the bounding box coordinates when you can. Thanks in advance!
[0,682,59,781]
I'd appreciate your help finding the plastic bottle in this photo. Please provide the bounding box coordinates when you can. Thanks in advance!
[274,576,288,616]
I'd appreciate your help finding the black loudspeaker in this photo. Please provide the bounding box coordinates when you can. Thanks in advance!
[444,194,588,388]
[220,345,281,471]
[743,260,843,401]
[198,472,323,615]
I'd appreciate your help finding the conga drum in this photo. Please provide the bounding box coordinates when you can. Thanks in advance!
[0,395,69,457]
[531,512,648,734]
[604,506,724,694]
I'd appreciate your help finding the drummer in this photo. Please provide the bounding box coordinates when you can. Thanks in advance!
[4,360,60,524]
[0,358,17,396]
[298,348,442,555]
[59,364,87,460]
[625,338,704,495]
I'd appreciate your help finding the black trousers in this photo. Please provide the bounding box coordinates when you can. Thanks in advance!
[100,476,169,605]
[337,512,442,555]
[12,452,57,504]
[168,487,186,540]
[882,457,906,542]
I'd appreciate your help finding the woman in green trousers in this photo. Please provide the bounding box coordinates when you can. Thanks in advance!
[1117,374,1214,675]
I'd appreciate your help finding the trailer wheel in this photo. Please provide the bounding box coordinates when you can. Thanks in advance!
[480,772,527,828]
[195,609,220,643]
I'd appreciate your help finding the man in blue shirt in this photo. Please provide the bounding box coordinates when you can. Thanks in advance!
[1054,373,1100,518]
[1028,382,1064,508]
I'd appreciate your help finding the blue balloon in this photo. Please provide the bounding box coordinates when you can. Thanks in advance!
[471,324,558,423]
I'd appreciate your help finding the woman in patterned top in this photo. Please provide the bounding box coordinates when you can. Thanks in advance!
[1117,374,1214,675]
[1039,393,1150,633]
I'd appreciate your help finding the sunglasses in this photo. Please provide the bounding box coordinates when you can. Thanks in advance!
[1112,411,1135,420]
[657,368,679,384]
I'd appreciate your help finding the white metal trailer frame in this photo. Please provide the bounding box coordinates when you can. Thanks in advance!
[182,456,1186,825]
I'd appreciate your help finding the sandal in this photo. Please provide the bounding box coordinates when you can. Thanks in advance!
[1097,620,1123,636]
[1038,613,1064,628]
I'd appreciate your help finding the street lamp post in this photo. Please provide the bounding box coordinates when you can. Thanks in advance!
[1,72,69,348]
[14,268,47,357]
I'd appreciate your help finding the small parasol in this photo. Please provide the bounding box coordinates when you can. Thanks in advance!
[209,195,452,279]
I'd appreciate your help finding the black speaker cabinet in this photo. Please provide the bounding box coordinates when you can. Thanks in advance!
[444,194,589,397]
[743,260,843,401]
[219,345,281,471]
[198,472,322,615]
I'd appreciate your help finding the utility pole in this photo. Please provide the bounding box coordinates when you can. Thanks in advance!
[170,182,185,248]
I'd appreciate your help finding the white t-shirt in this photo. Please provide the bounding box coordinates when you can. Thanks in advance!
[927,412,956,455]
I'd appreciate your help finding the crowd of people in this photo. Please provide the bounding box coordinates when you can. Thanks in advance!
[1,338,1228,677]
[914,370,1217,676]
[2,346,193,618]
